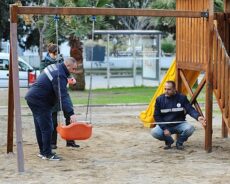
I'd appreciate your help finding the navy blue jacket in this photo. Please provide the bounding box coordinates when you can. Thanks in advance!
[154,92,200,130]
[25,63,74,116]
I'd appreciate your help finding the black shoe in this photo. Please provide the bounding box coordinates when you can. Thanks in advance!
[66,142,80,148]
[164,144,172,150]
[176,142,184,150]
[51,144,57,149]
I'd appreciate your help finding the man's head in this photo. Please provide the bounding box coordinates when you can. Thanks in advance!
[164,80,176,97]
[64,57,82,74]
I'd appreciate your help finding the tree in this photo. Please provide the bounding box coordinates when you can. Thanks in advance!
[0,0,13,51]
[48,0,112,90]
[111,0,157,30]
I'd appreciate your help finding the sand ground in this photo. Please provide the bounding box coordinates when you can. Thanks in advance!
[0,102,230,184]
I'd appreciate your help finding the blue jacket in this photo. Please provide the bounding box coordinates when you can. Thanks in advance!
[40,53,64,72]
[25,63,74,116]
[154,92,200,130]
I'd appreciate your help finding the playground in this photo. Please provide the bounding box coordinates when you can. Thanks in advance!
[0,99,230,183]
[2,0,230,181]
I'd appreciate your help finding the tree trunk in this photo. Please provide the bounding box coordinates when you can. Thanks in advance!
[38,0,49,62]
[69,35,85,90]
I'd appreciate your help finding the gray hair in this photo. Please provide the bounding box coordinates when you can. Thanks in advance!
[64,57,77,65]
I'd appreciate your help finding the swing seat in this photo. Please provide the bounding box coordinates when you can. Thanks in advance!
[57,122,92,140]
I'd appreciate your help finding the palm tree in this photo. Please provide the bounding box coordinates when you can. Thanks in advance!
[43,0,110,90]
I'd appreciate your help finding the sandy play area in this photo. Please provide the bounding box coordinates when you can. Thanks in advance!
[0,89,230,184]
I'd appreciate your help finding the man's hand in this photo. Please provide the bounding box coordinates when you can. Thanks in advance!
[70,114,77,123]
[198,116,206,127]
[163,129,171,136]
[68,77,76,85]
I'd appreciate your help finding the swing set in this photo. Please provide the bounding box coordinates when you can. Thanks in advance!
[8,1,230,173]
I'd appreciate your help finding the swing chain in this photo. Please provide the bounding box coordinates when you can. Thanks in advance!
[85,15,96,122]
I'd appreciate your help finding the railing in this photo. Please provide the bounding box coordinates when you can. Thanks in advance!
[213,25,230,128]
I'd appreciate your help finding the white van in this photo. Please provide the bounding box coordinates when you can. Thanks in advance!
[0,52,38,88]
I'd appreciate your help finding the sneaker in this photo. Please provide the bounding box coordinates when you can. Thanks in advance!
[66,142,80,148]
[176,142,184,150]
[37,153,43,158]
[42,154,61,161]
[37,152,56,159]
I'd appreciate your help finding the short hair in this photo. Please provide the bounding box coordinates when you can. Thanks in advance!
[64,57,77,65]
[166,80,176,89]
[47,44,58,54]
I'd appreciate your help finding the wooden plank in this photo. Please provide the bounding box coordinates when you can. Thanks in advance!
[10,22,25,172]
[213,28,218,89]
[189,1,193,64]
[7,44,14,153]
[17,6,206,17]
[217,37,222,99]
[177,62,206,71]
[203,1,207,65]
[176,0,179,63]
[229,59,230,127]
[222,116,228,138]
[224,54,229,118]
[176,0,181,64]
[198,0,202,65]
[205,0,214,153]
[185,1,189,64]
[220,47,225,108]
[181,0,185,65]
[194,0,198,64]
[200,0,204,65]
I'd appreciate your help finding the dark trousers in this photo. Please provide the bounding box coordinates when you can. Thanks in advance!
[27,101,53,156]
[51,111,74,145]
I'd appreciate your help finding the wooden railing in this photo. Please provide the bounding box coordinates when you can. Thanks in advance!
[213,25,230,128]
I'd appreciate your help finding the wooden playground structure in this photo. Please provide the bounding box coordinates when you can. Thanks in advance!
[7,0,230,172]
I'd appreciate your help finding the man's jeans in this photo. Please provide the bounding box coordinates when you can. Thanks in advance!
[27,101,53,156]
[151,123,195,145]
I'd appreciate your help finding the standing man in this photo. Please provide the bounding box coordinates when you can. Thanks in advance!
[151,80,206,150]
[40,43,80,149]
[26,57,81,160]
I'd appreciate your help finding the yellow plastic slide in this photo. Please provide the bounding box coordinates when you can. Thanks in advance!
[139,59,200,128]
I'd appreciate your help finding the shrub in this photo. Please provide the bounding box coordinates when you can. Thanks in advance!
[161,41,175,54]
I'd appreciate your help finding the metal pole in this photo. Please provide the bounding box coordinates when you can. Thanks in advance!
[107,33,110,88]
[133,34,136,86]
[157,34,161,84]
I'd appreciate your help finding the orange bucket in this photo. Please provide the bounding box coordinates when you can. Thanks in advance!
[57,122,92,140]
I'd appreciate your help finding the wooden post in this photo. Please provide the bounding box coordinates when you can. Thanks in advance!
[10,4,24,172]
[205,0,214,152]
[7,44,14,153]
[222,117,228,138]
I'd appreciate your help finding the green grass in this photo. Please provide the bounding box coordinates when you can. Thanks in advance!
[19,86,208,106]
[70,86,157,105]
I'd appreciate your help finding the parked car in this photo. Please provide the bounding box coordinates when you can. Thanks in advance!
[0,52,38,88]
